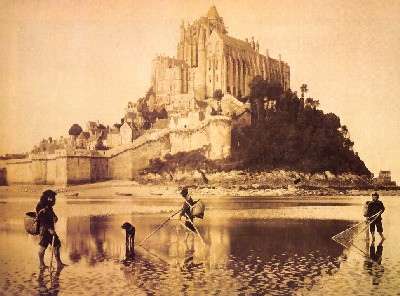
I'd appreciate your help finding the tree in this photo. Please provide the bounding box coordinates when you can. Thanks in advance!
[305,97,320,109]
[157,107,168,119]
[113,123,122,129]
[249,76,268,126]
[95,138,107,150]
[249,76,283,127]
[68,124,83,137]
[300,84,308,99]
[340,125,349,138]
[233,84,371,176]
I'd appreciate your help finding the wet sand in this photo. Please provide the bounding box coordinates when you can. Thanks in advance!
[1,180,399,200]
[0,193,399,295]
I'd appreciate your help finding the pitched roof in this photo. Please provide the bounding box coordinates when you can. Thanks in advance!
[207,5,220,19]
[219,33,253,51]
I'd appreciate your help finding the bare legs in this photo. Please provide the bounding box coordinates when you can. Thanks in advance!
[38,246,47,269]
[54,247,67,268]
[370,231,385,242]
[38,246,66,269]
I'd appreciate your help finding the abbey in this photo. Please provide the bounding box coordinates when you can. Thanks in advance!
[151,6,290,111]
[2,6,292,186]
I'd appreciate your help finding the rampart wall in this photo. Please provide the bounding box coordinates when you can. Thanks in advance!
[3,116,231,185]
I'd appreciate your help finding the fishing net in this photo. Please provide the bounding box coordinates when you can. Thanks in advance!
[332,211,381,248]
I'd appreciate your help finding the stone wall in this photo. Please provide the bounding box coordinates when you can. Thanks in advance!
[108,145,133,180]
[47,158,57,184]
[207,116,231,159]
[108,130,171,180]
[4,116,231,185]
[169,115,231,159]
[170,126,209,155]
[91,157,109,183]
[66,157,91,185]
[5,159,32,184]
[55,156,67,185]
[30,155,48,185]
[5,150,109,185]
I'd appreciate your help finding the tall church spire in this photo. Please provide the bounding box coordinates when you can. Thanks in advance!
[207,5,220,20]
[205,5,227,34]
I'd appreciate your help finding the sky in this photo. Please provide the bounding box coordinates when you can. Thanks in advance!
[1,0,399,182]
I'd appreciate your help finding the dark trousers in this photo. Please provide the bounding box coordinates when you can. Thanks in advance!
[370,219,383,233]
[39,229,61,248]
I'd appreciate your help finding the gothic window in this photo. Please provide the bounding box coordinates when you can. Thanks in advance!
[215,61,218,70]
[216,75,218,82]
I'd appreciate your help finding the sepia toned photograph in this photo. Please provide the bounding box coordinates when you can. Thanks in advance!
[1,0,399,295]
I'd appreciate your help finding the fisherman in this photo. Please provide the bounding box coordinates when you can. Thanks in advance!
[364,192,385,242]
[36,189,66,270]
[179,187,196,233]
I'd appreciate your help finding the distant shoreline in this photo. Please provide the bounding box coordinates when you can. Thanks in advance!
[1,179,399,199]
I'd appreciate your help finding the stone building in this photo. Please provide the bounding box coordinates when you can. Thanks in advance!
[120,122,134,145]
[376,170,396,186]
[151,6,290,110]
[106,128,122,148]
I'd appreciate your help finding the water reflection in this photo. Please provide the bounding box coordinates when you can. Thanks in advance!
[364,241,384,286]
[2,196,399,295]
[37,267,63,295]
[62,215,349,295]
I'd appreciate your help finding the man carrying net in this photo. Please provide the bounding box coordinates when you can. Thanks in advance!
[364,192,385,242]
[332,192,385,249]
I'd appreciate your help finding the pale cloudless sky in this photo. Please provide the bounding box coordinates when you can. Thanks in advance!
[1,0,399,182]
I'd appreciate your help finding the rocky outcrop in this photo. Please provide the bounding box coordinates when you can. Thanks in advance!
[136,169,374,194]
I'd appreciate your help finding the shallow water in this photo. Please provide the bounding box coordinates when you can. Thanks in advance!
[0,195,399,295]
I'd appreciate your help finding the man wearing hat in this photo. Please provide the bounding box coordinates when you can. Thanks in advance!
[365,192,385,242]
[36,189,66,269]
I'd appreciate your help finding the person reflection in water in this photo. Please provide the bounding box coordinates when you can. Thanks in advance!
[364,241,384,286]
[36,190,67,270]
[37,260,63,295]
[180,238,204,295]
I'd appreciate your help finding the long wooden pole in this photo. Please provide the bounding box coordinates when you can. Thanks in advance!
[184,213,206,246]
[49,234,55,280]
[138,208,181,246]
